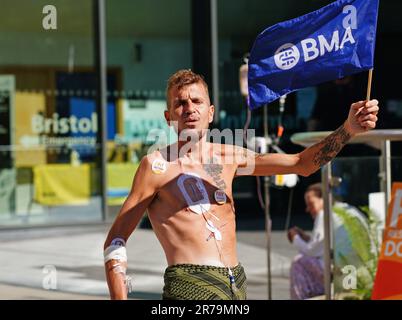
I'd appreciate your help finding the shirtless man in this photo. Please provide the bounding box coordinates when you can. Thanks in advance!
[104,69,379,300]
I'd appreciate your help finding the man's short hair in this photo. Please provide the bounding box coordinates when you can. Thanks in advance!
[305,183,323,198]
[166,69,209,108]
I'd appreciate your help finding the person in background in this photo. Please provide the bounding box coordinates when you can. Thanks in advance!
[287,183,341,300]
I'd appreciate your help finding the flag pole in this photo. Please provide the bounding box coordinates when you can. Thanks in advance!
[263,103,273,300]
[366,69,373,100]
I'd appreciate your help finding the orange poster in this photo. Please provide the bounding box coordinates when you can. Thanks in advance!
[372,182,402,300]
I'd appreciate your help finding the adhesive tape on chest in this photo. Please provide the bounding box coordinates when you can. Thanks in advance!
[206,220,222,241]
[177,172,211,215]
[152,159,167,174]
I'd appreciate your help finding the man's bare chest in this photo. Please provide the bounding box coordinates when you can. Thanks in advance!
[150,159,235,212]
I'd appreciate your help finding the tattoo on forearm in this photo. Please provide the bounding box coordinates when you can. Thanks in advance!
[312,124,351,167]
[203,157,227,190]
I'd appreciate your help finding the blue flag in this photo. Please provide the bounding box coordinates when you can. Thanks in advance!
[248,0,379,110]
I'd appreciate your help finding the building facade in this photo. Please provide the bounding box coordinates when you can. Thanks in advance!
[1,0,401,228]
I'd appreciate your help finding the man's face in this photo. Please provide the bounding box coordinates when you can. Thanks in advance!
[164,82,214,137]
[304,191,323,219]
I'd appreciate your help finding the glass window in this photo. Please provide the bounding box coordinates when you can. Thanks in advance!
[0,0,102,226]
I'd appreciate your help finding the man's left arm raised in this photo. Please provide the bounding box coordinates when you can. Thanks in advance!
[236,99,379,177]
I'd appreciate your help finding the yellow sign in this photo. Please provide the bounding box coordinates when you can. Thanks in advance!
[33,162,139,206]
[34,164,91,205]
[15,92,47,167]
[107,163,139,205]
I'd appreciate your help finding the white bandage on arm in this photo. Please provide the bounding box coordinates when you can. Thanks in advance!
[104,238,132,293]
[104,237,127,263]
[104,238,127,269]
[104,245,127,264]
[104,245,127,274]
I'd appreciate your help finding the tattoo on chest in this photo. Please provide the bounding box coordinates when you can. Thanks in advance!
[312,124,351,167]
[203,157,227,190]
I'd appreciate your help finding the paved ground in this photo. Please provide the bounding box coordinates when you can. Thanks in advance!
[0,283,108,300]
[0,221,298,300]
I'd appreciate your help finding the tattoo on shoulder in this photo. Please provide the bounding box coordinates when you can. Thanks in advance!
[312,124,351,167]
[203,157,227,190]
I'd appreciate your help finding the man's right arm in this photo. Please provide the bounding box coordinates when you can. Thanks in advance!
[103,156,158,300]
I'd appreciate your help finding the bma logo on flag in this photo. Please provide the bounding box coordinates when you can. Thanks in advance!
[274,43,300,70]
[274,4,358,72]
